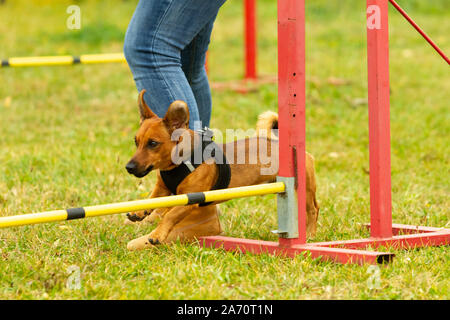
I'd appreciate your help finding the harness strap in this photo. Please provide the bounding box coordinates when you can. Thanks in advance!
[159,129,231,206]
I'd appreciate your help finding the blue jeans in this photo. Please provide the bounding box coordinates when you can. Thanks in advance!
[124,0,226,130]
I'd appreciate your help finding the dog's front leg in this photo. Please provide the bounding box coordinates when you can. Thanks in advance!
[141,207,168,224]
[148,205,195,244]
[126,205,193,250]
[126,175,171,223]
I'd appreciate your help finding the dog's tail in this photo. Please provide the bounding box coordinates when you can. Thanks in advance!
[256,111,278,140]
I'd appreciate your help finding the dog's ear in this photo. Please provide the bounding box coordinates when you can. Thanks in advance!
[163,100,190,132]
[138,89,157,121]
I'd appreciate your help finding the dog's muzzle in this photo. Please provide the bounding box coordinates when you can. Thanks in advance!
[125,161,153,178]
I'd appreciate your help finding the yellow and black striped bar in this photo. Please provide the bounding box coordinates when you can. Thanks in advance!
[0,182,285,228]
[0,53,126,68]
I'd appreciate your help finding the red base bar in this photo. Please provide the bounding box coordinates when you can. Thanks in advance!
[200,236,394,265]
[383,223,445,235]
[199,224,450,265]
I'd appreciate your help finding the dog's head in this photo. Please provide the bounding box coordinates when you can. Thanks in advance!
[125,90,190,178]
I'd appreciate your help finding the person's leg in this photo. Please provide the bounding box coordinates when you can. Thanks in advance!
[124,0,226,130]
[181,17,217,128]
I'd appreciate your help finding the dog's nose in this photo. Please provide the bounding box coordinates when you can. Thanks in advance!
[125,161,137,174]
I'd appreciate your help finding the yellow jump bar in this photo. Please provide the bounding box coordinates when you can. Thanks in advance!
[0,182,285,229]
[1,53,126,68]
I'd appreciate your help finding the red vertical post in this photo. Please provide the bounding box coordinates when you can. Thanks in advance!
[366,0,393,238]
[244,0,257,79]
[278,0,307,245]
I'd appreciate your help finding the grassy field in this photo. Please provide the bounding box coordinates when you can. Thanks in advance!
[0,0,449,299]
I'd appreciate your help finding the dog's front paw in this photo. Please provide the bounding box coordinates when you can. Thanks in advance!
[148,229,168,245]
[126,210,151,222]
[147,238,161,245]
[127,234,156,251]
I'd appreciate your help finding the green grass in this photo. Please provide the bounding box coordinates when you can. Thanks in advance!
[0,0,449,299]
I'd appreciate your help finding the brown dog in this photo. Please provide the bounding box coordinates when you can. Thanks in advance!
[125,90,319,250]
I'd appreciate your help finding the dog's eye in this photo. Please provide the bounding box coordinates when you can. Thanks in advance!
[147,140,160,149]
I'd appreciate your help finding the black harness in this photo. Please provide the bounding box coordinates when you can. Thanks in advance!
[159,128,231,206]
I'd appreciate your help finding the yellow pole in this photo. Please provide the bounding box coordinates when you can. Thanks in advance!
[80,53,126,64]
[1,53,126,68]
[0,182,285,229]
